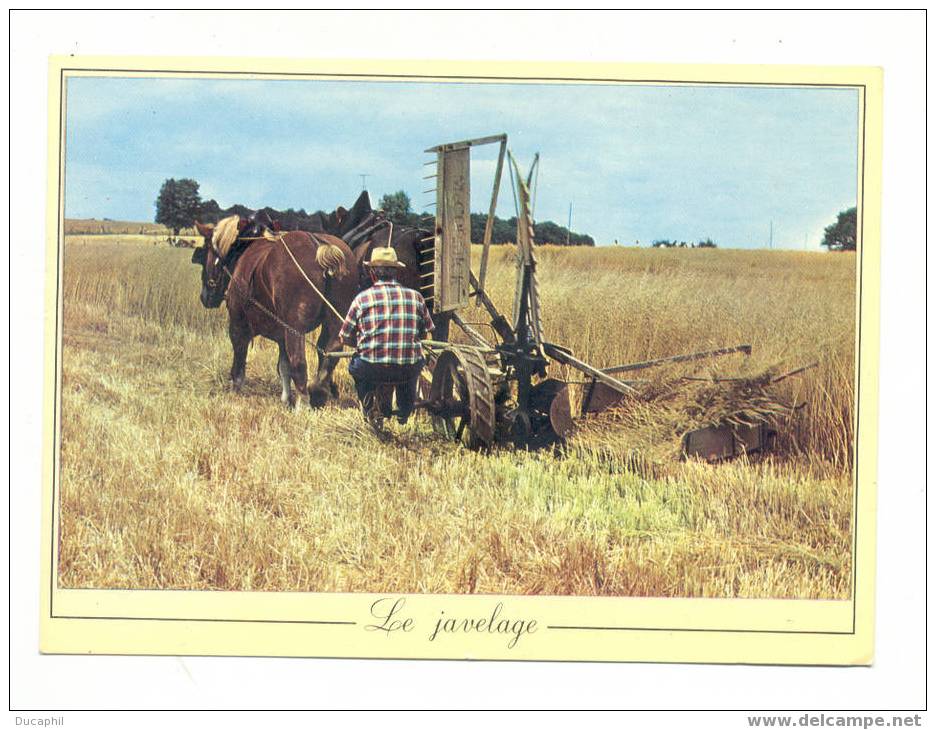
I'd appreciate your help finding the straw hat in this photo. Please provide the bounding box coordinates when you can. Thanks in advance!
[364,247,406,268]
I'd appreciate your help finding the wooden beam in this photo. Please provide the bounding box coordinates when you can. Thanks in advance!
[323,350,354,360]
[600,344,753,375]
[451,312,492,349]
[468,270,515,343]
[477,136,507,307]
[543,344,638,396]
[424,133,507,153]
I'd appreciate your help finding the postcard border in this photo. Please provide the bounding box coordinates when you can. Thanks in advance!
[40,57,881,664]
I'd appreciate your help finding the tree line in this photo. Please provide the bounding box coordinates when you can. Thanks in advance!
[156,180,594,246]
[157,179,858,251]
[378,190,594,246]
[650,205,858,251]
[156,178,348,237]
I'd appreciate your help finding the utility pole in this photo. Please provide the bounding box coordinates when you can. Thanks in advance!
[359,174,370,191]
[566,200,572,246]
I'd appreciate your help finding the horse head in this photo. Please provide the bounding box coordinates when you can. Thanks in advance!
[242,209,280,239]
[191,216,248,308]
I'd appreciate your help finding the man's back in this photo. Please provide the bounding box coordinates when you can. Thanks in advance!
[339,280,434,364]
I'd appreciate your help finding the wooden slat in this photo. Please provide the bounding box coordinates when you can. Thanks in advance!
[424,133,507,153]
[434,146,471,313]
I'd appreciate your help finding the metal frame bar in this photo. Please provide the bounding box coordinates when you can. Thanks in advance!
[451,312,493,349]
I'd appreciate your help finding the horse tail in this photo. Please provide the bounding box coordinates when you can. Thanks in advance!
[315,237,347,278]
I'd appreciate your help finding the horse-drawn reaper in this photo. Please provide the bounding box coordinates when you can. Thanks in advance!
[319,134,645,449]
[335,133,794,457]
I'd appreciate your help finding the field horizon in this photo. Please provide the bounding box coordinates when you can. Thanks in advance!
[63,218,840,251]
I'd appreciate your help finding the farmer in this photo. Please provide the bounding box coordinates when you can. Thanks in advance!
[338,246,434,425]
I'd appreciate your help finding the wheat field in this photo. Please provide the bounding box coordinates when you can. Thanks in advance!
[57,234,857,598]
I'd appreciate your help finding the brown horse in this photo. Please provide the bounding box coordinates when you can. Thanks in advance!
[192,215,358,408]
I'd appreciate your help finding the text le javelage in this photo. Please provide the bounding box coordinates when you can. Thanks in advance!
[365,597,537,649]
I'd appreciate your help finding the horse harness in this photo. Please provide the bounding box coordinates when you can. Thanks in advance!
[206,218,396,338]
[206,232,330,338]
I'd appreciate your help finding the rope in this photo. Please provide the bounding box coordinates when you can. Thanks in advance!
[208,232,344,336]
[277,234,346,322]
[217,256,306,337]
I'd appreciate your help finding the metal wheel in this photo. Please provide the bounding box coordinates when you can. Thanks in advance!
[428,348,496,448]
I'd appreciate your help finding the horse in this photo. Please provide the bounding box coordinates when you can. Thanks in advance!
[191,214,358,408]
[352,222,429,293]
[313,191,431,293]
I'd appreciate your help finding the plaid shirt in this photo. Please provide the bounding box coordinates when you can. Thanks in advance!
[339,281,434,364]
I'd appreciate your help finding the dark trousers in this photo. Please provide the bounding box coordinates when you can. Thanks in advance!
[348,356,424,419]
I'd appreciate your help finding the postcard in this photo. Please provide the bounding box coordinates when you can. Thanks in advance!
[40,55,881,664]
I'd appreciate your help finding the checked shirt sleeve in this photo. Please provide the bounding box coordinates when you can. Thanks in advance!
[417,295,435,339]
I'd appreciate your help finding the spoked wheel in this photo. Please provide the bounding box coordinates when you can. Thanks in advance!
[428,348,496,449]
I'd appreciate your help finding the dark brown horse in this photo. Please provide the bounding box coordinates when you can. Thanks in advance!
[352,224,428,292]
[192,215,358,408]
[312,192,431,294]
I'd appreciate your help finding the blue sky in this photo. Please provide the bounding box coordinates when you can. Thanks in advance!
[64,76,858,248]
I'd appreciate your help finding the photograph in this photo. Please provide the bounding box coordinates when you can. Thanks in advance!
[56,70,862,599]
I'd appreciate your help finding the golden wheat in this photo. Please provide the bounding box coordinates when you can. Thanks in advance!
[57,237,856,597]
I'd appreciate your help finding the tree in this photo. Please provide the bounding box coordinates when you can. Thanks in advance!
[697,237,717,248]
[378,190,412,223]
[155,178,202,236]
[198,198,223,223]
[821,207,857,251]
